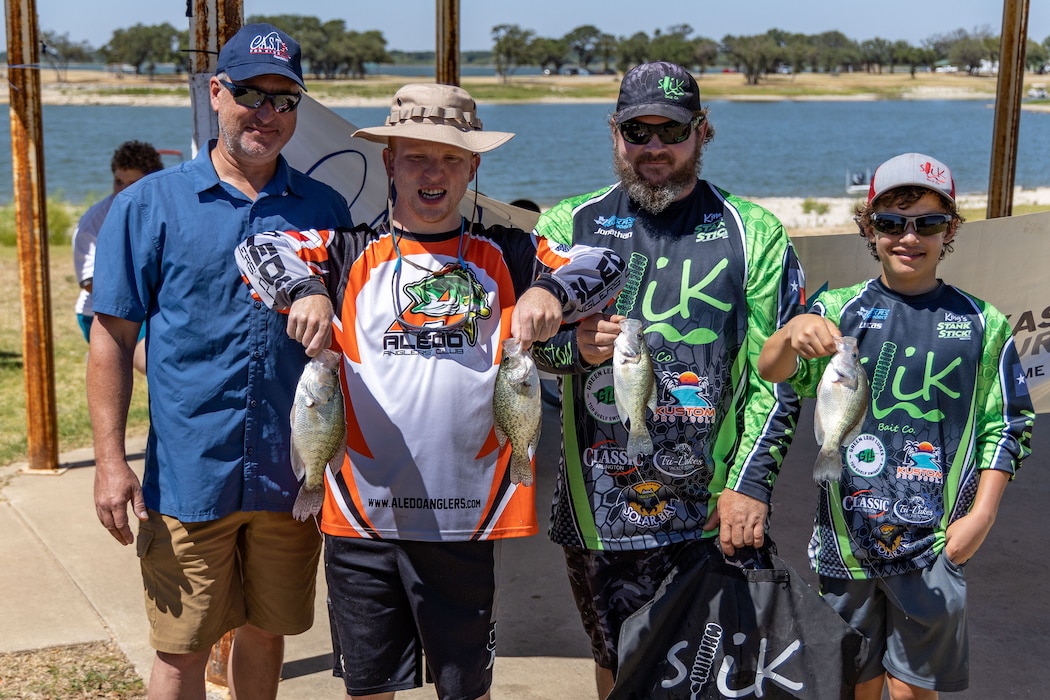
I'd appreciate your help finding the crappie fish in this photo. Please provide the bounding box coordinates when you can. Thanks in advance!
[813,336,869,483]
[493,338,541,487]
[290,349,346,521]
[613,318,657,462]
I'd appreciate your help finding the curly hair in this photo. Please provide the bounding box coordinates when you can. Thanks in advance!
[853,185,964,261]
[111,140,164,175]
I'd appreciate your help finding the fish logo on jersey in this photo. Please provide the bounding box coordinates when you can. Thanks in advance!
[390,264,491,344]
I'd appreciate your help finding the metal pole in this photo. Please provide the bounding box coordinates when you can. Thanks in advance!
[5,0,59,471]
[987,0,1030,219]
[436,0,460,86]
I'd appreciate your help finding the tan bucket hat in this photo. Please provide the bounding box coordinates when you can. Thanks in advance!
[352,83,514,153]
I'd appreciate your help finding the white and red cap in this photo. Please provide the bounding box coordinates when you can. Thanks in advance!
[868,152,956,204]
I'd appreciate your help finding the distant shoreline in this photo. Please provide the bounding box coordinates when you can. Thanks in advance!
[5,68,1049,110]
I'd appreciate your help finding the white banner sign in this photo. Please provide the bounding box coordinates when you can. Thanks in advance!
[284,95,541,233]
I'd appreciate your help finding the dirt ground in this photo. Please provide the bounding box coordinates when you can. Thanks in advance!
[0,642,146,699]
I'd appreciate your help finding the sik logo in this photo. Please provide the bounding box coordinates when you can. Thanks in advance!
[642,256,730,346]
[658,75,687,99]
[661,629,804,697]
[867,341,960,421]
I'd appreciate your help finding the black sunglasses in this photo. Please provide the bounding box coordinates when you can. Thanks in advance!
[618,116,701,145]
[219,79,302,113]
[870,212,952,237]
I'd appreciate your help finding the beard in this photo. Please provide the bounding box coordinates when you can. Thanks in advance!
[613,137,703,215]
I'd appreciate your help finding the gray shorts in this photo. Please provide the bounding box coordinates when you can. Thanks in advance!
[820,550,968,692]
[325,535,499,700]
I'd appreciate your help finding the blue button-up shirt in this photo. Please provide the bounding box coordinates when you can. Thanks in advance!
[93,143,352,521]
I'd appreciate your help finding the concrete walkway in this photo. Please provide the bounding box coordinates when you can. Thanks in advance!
[1,403,1046,697]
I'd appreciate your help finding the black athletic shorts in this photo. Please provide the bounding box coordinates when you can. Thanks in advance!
[325,535,499,699]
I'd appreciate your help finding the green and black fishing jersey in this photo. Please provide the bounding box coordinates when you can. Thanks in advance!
[795,278,1034,579]
[533,180,805,551]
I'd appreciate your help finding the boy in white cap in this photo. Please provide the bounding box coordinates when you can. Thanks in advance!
[235,83,626,700]
[89,22,351,700]
[759,152,1034,699]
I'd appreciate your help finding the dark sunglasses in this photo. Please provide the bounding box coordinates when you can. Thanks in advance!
[870,212,952,237]
[618,116,701,145]
[219,79,301,113]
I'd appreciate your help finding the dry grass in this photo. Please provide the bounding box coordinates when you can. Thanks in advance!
[0,643,146,699]
[0,242,151,467]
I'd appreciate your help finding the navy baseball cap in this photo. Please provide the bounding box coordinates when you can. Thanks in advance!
[216,23,305,90]
[615,62,700,125]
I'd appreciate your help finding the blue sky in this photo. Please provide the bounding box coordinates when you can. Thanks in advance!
[9,0,1050,53]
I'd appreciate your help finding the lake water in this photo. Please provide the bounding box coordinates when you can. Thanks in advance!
[1,99,1048,208]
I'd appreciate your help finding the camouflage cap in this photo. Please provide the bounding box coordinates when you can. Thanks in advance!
[614,62,701,125]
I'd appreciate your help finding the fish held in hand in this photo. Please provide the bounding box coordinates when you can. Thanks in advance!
[493,338,542,487]
[613,318,657,462]
[814,336,868,483]
[290,349,346,521]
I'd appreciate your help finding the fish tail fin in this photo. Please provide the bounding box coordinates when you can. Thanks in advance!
[292,484,324,522]
[626,425,654,462]
[510,451,534,487]
[813,448,843,483]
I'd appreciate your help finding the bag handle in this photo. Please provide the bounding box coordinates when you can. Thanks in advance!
[715,541,791,583]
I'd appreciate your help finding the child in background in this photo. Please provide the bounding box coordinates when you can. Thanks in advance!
[759,152,1034,699]
[73,140,163,373]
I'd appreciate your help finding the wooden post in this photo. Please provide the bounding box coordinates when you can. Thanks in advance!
[206,629,236,688]
[987,0,1030,219]
[189,0,243,155]
[189,5,244,689]
[5,0,59,471]
[435,0,460,86]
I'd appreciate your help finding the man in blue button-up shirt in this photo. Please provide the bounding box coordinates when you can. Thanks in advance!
[87,23,352,700]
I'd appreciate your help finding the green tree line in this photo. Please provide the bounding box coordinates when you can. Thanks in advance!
[24,16,1050,84]
[491,23,1050,83]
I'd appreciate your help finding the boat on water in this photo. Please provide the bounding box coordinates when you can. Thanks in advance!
[1028,84,1048,99]
[846,167,872,196]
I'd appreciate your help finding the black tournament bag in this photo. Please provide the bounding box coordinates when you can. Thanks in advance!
[609,541,867,700]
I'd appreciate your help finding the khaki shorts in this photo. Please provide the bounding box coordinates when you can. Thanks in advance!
[137,509,322,654]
